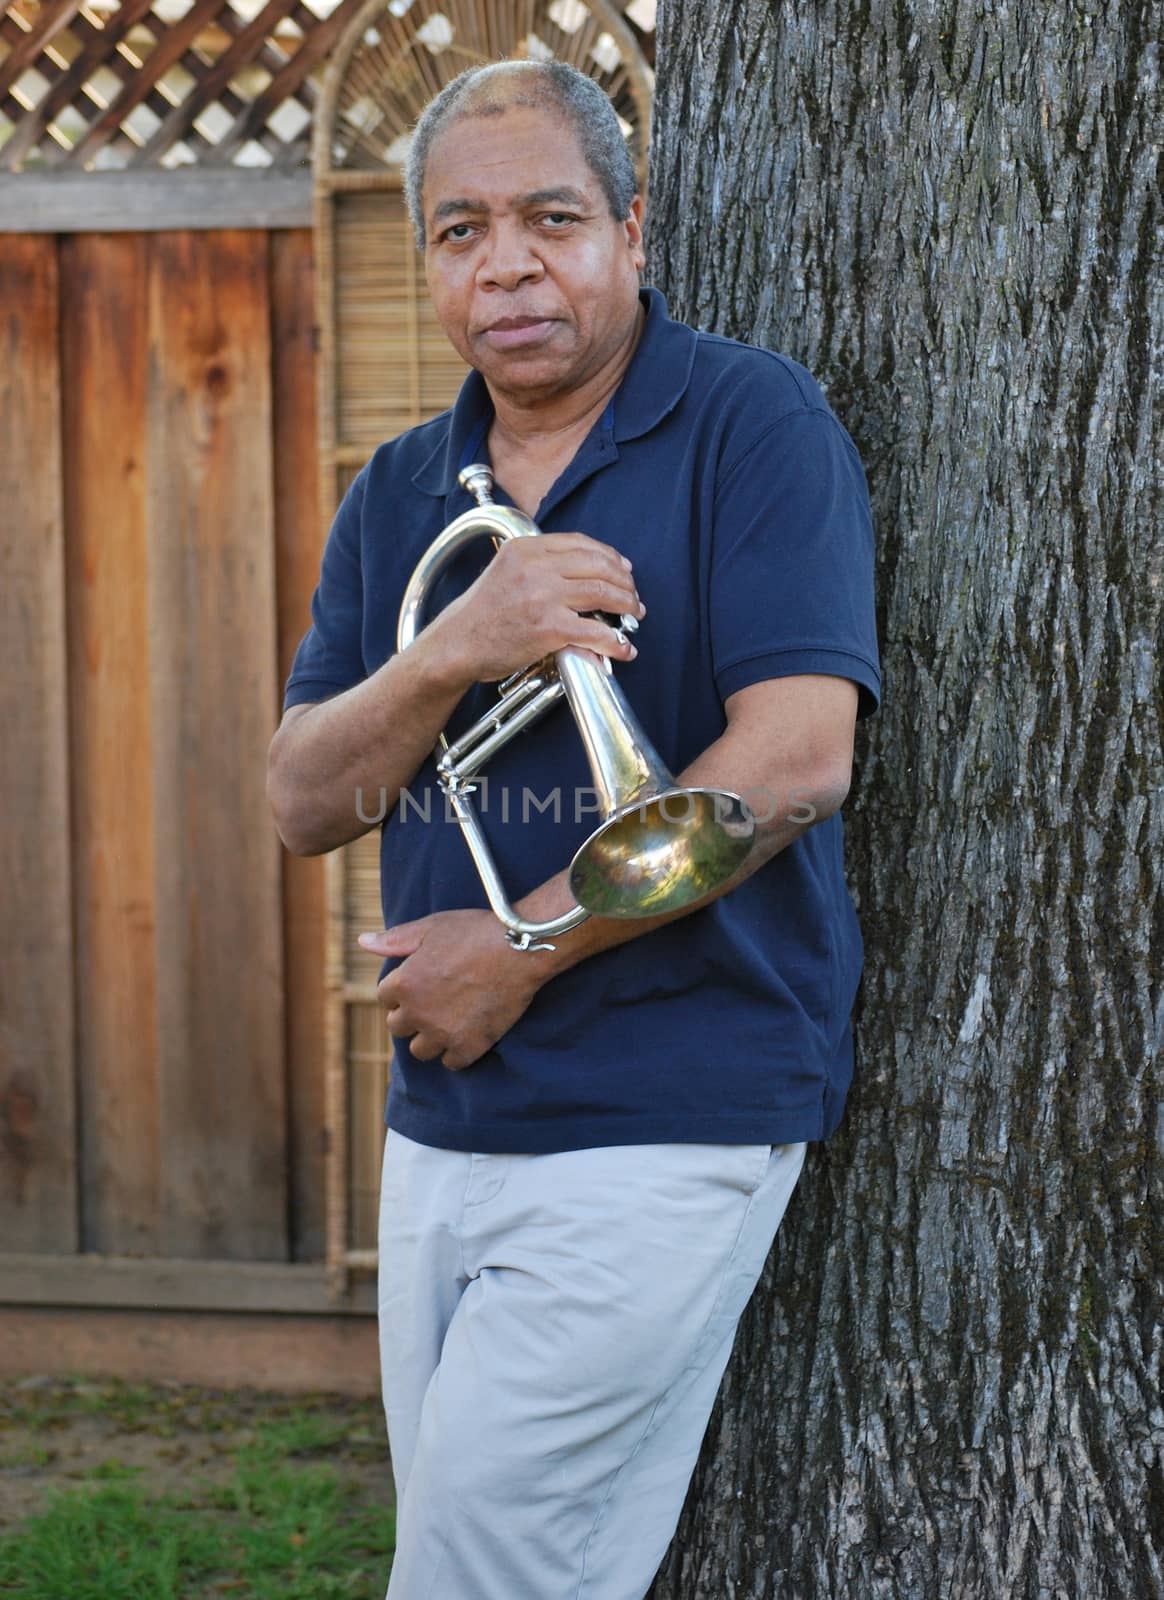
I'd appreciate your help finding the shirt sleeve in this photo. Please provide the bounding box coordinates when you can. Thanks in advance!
[283,470,368,711]
[710,405,881,717]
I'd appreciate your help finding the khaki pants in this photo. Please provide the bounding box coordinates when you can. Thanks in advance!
[378,1127,806,1600]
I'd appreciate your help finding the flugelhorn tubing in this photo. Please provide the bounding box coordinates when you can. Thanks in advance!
[395,464,756,951]
[395,479,594,950]
[440,673,563,782]
[554,650,669,812]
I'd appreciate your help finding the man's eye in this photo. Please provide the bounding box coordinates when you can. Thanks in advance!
[443,223,475,242]
[541,213,576,228]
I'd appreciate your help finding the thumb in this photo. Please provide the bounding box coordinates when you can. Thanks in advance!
[358,923,424,958]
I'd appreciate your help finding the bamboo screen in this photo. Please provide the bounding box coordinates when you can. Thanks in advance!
[312,0,654,1290]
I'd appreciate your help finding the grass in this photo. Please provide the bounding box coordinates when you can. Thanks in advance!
[0,1381,395,1600]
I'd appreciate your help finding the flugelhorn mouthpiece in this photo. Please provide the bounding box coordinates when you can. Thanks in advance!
[458,463,495,506]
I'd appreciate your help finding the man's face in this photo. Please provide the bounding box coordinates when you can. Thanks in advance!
[421,103,645,402]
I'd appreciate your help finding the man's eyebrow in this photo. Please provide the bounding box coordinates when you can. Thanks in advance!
[430,186,590,225]
[431,197,484,224]
[516,187,589,208]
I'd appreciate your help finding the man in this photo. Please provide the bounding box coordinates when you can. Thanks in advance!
[268,59,880,1600]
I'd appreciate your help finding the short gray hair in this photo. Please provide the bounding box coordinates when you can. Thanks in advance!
[405,61,637,250]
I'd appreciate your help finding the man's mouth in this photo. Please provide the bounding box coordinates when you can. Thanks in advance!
[479,316,557,350]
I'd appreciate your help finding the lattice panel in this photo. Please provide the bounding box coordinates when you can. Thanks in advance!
[0,0,352,170]
[0,0,653,171]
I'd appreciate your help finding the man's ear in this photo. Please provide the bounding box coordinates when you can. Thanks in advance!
[625,195,646,270]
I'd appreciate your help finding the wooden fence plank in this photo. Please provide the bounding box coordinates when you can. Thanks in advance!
[0,1307,379,1395]
[60,233,160,1257]
[270,227,327,1262]
[146,229,287,1261]
[0,235,78,1252]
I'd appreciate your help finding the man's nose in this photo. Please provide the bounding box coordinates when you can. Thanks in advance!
[477,220,543,291]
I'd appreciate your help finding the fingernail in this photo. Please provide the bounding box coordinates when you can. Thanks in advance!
[628,644,638,659]
[357,932,379,947]
[622,556,633,569]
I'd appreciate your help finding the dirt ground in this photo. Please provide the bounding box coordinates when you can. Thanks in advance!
[0,1376,394,1530]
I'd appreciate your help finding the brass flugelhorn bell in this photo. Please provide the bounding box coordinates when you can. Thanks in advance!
[396,465,755,950]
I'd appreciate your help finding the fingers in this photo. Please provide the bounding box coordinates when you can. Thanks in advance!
[384,1004,436,1055]
[498,534,642,612]
[557,614,639,661]
[440,1046,478,1072]
[359,923,424,958]
[564,576,648,621]
[545,542,642,619]
[536,531,635,574]
[442,532,645,681]
[384,1007,475,1071]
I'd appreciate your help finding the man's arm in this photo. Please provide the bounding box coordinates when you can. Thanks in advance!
[519,672,856,974]
[363,673,858,1067]
[267,628,474,858]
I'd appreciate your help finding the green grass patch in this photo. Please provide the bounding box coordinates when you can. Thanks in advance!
[0,1462,394,1600]
[0,1381,394,1599]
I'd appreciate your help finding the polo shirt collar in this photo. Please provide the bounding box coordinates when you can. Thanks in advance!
[611,286,698,443]
[410,287,697,499]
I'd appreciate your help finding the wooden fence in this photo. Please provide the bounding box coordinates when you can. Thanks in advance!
[0,0,656,1379]
[0,222,334,1288]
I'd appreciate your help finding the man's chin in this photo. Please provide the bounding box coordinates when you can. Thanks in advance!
[474,347,577,396]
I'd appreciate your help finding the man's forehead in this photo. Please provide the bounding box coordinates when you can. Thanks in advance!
[427,102,578,162]
[423,110,596,211]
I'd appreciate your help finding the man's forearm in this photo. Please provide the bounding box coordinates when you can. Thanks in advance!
[267,629,469,856]
[514,733,849,982]
[359,677,858,1068]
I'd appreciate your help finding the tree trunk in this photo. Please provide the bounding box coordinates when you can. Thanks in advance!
[645,2,1163,1597]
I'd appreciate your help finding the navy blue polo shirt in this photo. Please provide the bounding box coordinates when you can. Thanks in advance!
[284,288,881,1152]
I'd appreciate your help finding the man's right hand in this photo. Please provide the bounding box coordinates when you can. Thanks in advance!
[426,532,646,687]
[268,533,645,857]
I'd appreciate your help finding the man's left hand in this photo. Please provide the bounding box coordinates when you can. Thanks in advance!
[358,911,545,1070]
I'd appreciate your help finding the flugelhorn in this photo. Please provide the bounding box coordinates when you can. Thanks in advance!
[396,465,755,951]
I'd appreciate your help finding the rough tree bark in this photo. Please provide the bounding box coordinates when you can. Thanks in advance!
[645,2,1162,1597]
